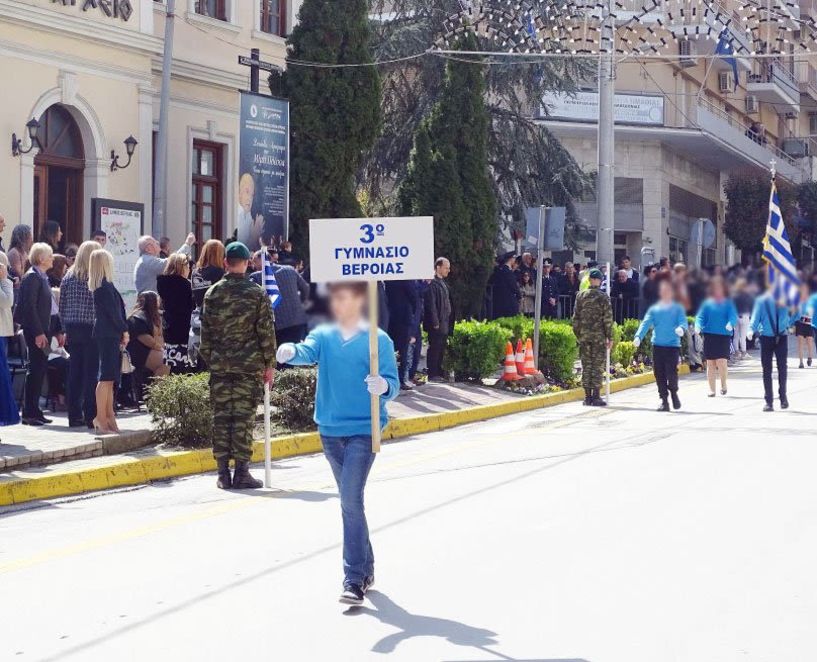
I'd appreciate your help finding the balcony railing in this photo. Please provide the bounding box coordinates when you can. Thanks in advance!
[748,58,800,102]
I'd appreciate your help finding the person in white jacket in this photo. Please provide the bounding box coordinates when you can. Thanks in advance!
[0,252,20,426]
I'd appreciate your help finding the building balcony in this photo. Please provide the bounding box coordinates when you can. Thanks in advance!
[797,62,817,101]
[747,60,800,115]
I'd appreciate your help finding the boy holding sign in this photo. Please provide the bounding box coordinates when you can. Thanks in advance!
[276,282,399,605]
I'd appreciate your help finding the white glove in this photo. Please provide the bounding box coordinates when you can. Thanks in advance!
[276,343,296,363]
[694,326,702,335]
[725,323,733,332]
[746,330,753,341]
[365,374,389,396]
[632,337,641,348]
[675,326,685,337]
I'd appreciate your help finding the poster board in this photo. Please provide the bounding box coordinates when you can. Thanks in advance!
[238,91,289,248]
[91,198,143,310]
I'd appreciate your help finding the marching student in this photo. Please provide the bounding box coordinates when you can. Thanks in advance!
[694,276,738,397]
[275,281,400,606]
[795,282,814,368]
[748,287,797,412]
[634,276,688,412]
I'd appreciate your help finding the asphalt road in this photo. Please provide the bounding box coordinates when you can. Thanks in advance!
[1,354,816,662]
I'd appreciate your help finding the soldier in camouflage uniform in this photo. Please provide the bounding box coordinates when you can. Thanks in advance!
[199,242,277,489]
[572,268,614,407]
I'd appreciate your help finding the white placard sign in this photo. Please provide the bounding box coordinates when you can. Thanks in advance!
[308,216,435,282]
[100,205,141,309]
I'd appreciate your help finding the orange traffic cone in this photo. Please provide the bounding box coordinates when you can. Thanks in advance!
[523,338,537,375]
[515,340,525,374]
[502,341,522,381]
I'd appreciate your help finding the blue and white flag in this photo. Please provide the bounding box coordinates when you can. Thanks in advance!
[262,249,281,309]
[715,30,739,91]
[763,182,800,307]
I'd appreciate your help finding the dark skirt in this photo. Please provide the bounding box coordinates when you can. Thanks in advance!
[0,336,20,426]
[795,321,814,338]
[703,333,731,360]
[164,343,195,374]
[97,337,122,382]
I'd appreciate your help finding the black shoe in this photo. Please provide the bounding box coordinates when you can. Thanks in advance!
[583,388,592,406]
[216,458,232,490]
[589,389,607,407]
[399,381,414,391]
[780,397,789,410]
[68,419,86,428]
[86,419,95,429]
[809,358,813,367]
[657,399,670,412]
[720,389,727,396]
[363,575,375,593]
[37,415,53,424]
[670,392,681,410]
[339,583,365,606]
[799,361,805,369]
[763,403,774,412]
[22,417,45,426]
[231,461,263,489]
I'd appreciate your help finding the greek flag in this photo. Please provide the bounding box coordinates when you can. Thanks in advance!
[715,30,738,90]
[262,250,281,309]
[763,182,800,307]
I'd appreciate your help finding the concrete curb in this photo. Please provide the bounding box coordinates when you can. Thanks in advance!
[0,366,690,507]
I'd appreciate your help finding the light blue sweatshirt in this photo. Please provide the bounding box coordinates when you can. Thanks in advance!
[695,298,738,336]
[750,295,796,338]
[286,323,400,437]
[806,293,817,329]
[636,302,688,348]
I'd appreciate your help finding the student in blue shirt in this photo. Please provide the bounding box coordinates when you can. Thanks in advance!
[276,281,400,606]
[694,276,738,397]
[798,282,816,368]
[749,289,797,411]
[634,277,688,412]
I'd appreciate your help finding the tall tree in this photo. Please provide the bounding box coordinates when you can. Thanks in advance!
[399,39,498,318]
[286,0,381,255]
[724,173,799,252]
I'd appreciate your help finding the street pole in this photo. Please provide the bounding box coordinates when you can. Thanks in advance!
[532,206,545,367]
[153,0,176,239]
[596,0,615,266]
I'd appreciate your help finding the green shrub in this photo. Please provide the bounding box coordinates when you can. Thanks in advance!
[619,319,640,341]
[538,321,578,384]
[271,367,317,431]
[612,340,637,367]
[493,315,534,345]
[146,373,213,448]
[445,320,512,380]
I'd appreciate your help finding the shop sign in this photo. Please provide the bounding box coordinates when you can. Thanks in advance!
[51,0,133,22]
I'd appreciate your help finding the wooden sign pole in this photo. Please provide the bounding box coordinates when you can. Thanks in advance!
[368,281,382,453]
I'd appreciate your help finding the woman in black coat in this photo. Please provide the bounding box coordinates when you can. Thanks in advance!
[157,253,195,373]
[89,249,128,434]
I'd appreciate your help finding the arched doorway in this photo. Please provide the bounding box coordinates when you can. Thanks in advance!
[33,104,85,248]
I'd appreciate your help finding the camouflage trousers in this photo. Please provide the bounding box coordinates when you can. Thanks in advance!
[210,372,262,462]
[579,341,607,389]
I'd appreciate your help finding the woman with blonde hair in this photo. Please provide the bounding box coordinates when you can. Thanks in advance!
[192,239,225,308]
[157,253,194,373]
[89,249,128,433]
[59,240,102,427]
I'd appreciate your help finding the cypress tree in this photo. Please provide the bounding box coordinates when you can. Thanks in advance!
[399,41,497,318]
[286,0,381,255]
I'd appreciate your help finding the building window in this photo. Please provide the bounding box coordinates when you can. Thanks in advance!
[260,0,286,35]
[191,140,223,246]
[196,0,227,21]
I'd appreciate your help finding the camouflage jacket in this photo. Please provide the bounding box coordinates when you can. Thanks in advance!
[572,286,613,343]
[199,273,277,375]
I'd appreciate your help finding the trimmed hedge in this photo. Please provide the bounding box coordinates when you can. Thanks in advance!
[270,367,317,431]
[538,321,578,384]
[493,316,534,346]
[612,340,637,367]
[445,319,512,380]
[146,373,213,448]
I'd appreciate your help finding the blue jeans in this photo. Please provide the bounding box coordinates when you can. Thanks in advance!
[321,434,376,586]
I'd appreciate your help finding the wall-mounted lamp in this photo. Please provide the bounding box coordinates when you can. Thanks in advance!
[110,135,138,171]
[11,118,41,157]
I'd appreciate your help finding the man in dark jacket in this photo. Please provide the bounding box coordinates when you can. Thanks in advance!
[423,257,453,382]
[541,259,559,319]
[611,269,639,322]
[386,279,420,390]
[488,252,521,319]
[15,242,63,425]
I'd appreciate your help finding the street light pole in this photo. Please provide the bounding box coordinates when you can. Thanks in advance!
[596,0,615,266]
[153,0,176,238]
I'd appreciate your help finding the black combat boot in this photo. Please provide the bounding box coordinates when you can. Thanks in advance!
[670,391,681,410]
[232,461,263,489]
[583,388,593,406]
[656,398,670,412]
[216,458,232,490]
[589,388,607,407]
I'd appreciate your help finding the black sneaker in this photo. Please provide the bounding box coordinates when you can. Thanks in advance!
[37,415,53,424]
[339,583,365,606]
[780,397,789,410]
[363,575,375,593]
[763,403,774,412]
[656,400,670,412]
[670,392,681,410]
[22,417,44,426]
[808,358,813,367]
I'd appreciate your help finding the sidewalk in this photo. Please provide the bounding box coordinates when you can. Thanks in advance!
[0,367,689,507]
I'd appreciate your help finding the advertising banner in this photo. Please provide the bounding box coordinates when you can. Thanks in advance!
[542,91,665,126]
[238,91,289,249]
[91,198,144,310]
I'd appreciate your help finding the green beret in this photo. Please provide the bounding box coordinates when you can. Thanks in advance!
[225,241,251,260]
[589,268,603,280]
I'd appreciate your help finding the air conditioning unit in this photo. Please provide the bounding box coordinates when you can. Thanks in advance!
[718,71,735,93]
[784,111,799,120]
[745,95,759,114]
[783,138,809,158]
[679,40,696,67]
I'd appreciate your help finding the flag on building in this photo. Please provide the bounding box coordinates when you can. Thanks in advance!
[763,181,801,307]
[715,30,739,91]
[262,249,281,309]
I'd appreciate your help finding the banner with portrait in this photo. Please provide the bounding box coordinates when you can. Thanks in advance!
[238,91,290,249]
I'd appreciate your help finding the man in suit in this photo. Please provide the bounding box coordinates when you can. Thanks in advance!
[386,279,420,390]
[423,257,453,382]
[14,242,64,425]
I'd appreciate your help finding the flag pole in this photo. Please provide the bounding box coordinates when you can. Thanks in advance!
[368,281,382,453]
[264,380,272,488]
[605,261,611,403]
